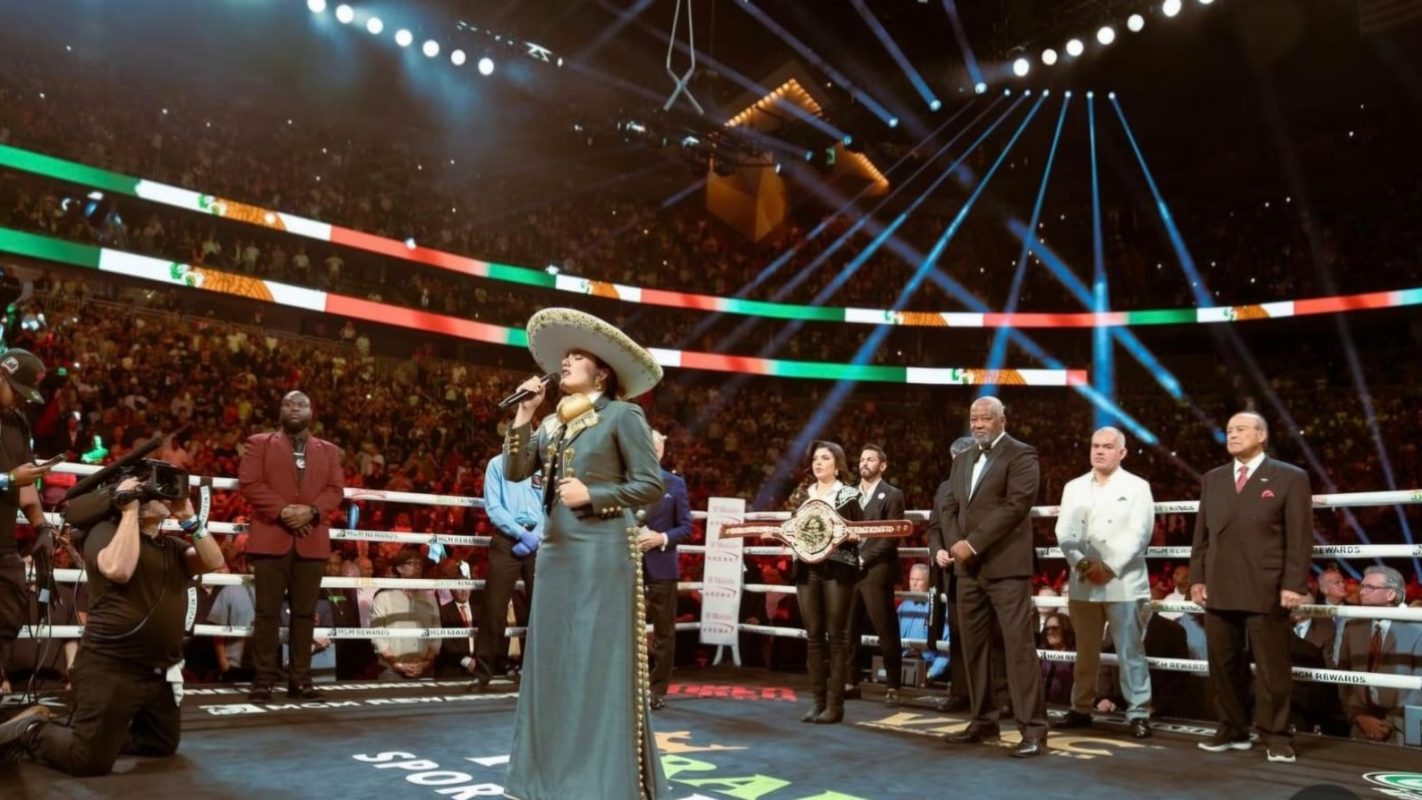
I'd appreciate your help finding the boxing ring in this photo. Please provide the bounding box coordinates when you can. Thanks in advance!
[4,464,1420,800]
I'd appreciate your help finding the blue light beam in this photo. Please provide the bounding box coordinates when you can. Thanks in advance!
[850,0,940,110]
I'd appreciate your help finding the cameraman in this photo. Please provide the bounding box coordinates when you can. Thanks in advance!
[0,347,61,696]
[0,477,224,775]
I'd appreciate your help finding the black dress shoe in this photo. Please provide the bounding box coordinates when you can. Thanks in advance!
[1130,718,1152,739]
[1053,710,1093,730]
[1010,739,1046,758]
[943,726,1000,744]
[287,684,324,700]
[935,696,970,713]
[800,704,827,723]
[884,689,900,709]
[248,685,274,703]
[843,685,862,700]
[468,676,490,693]
[650,696,666,711]
[0,705,50,763]
[813,707,844,724]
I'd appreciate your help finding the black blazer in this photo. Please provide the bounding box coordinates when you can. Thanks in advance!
[1187,456,1313,613]
[438,600,479,662]
[933,434,1041,580]
[857,479,906,579]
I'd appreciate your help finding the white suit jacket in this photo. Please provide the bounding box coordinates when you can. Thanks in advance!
[1054,467,1155,602]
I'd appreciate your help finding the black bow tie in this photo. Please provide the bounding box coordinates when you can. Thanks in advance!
[980,443,993,455]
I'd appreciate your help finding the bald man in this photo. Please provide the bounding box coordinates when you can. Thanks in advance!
[1052,427,1156,738]
[1189,412,1312,763]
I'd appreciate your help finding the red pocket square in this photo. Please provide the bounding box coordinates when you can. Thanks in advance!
[1260,489,1276,499]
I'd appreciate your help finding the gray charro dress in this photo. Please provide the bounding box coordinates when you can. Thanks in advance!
[501,393,668,800]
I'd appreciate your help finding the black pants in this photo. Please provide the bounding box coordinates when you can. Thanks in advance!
[0,553,25,677]
[475,535,536,682]
[1205,608,1294,743]
[845,561,902,689]
[646,579,678,698]
[797,562,856,709]
[29,648,179,776]
[250,549,326,689]
[956,574,1047,740]
[947,591,1010,704]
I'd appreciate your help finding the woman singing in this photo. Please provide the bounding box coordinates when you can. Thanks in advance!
[500,308,667,800]
[783,441,862,724]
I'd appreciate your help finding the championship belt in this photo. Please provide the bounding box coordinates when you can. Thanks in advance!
[720,499,915,563]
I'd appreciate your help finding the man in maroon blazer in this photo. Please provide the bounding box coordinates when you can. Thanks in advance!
[239,391,345,702]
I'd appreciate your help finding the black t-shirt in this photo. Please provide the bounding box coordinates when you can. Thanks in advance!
[81,520,197,669]
[0,408,35,555]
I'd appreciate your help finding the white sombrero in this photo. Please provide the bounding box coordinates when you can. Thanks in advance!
[526,308,664,400]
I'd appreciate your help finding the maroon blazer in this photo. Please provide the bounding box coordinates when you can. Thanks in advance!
[238,431,345,559]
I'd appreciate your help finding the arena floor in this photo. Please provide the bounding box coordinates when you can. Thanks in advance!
[3,666,1410,799]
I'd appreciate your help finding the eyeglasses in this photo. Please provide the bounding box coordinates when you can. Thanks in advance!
[1359,584,1389,592]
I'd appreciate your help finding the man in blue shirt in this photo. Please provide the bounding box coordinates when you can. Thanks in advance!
[639,431,692,710]
[473,453,544,691]
[898,563,949,681]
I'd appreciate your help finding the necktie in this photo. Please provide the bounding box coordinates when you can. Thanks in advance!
[1367,622,1382,674]
[1235,464,1249,494]
[458,604,473,654]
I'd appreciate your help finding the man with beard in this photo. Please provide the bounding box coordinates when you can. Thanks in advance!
[238,391,345,702]
[843,445,907,707]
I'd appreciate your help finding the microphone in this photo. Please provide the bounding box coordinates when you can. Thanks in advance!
[498,373,558,410]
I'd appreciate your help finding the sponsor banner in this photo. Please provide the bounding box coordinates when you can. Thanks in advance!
[700,497,745,647]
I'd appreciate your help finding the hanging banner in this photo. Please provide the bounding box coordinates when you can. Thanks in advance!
[699,497,746,647]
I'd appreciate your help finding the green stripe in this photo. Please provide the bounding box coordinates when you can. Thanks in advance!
[0,144,142,196]
[0,227,102,269]
[770,361,906,381]
[507,328,528,348]
[730,298,845,321]
[487,262,556,288]
[1125,308,1196,326]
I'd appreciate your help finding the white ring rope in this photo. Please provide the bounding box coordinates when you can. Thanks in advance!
[14,622,701,641]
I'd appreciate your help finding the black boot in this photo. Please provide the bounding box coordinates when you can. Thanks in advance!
[802,636,828,723]
[815,633,848,724]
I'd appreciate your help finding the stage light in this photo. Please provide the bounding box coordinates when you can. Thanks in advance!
[1163,0,1182,17]
[1087,91,1095,99]
[451,49,466,66]
[1012,57,1030,77]
[888,117,900,127]
[422,40,439,57]
[478,57,495,76]
[1042,48,1058,65]
[395,29,413,47]
[1108,91,1116,99]
[404,238,417,249]
[929,99,942,111]
[1066,38,1084,57]
[974,81,987,94]
[1128,13,1145,31]
[366,16,383,35]
[1199,0,1214,4]
[307,0,327,13]
[1097,26,1116,45]
[335,4,354,23]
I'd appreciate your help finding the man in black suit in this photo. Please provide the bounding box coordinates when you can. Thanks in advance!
[1189,411,1312,763]
[1287,590,1344,735]
[438,588,481,678]
[935,396,1047,757]
[843,445,906,707]
[640,431,693,710]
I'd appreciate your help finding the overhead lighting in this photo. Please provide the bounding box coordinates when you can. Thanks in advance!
[1042,48,1058,66]
[929,99,942,111]
[366,17,384,35]
[974,81,988,94]
[1012,57,1030,77]
[395,29,413,47]
[335,4,354,24]
[307,0,327,13]
[1127,13,1146,32]
[1163,0,1182,17]
[1097,26,1116,45]
[478,56,495,76]
[1066,38,1084,57]
[422,40,440,58]
[451,49,466,66]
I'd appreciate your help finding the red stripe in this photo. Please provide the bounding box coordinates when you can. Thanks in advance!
[325,295,509,343]
[677,351,772,374]
[985,312,1105,328]
[1295,291,1393,315]
[330,227,486,276]
[1066,370,1090,386]
[641,289,720,311]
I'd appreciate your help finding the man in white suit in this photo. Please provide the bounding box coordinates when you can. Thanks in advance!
[1051,427,1157,739]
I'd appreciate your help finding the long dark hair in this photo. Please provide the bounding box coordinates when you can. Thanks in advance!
[587,352,621,399]
[788,440,855,508]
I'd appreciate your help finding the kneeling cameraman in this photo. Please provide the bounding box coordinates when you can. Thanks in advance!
[0,474,224,774]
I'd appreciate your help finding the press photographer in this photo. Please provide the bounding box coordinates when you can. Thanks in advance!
[0,468,225,775]
[0,347,61,697]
